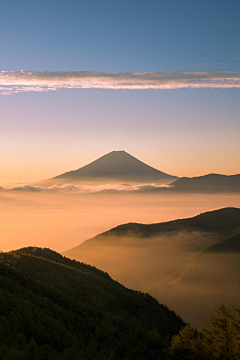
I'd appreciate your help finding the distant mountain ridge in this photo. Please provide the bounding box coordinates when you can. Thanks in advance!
[74,207,240,245]
[39,150,240,192]
[64,207,240,327]
[172,173,240,192]
[37,151,240,192]
[52,150,177,183]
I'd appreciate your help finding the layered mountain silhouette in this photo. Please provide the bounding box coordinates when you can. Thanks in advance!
[0,247,184,358]
[172,173,240,193]
[39,151,240,192]
[52,150,177,184]
[65,207,240,250]
[64,207,240,327]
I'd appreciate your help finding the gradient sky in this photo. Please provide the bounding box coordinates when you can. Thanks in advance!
[1,0,240,183]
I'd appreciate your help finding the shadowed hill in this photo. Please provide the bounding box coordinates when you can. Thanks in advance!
[0,247,184,358]
[172,173,240,193]
[52,150,177,183]
[204,231,240,253]
[64,208,240,328]
[72,207,240,245]
[165,230,240,287]
[151,231,240,327]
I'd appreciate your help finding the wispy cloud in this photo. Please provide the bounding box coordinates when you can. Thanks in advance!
[0,70,240,94]
[1,183,173,194]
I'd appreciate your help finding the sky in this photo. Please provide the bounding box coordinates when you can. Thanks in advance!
[0,0,240,183]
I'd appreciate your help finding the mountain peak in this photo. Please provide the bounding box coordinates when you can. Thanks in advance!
[110,150,127,153]
[53,150,178,183]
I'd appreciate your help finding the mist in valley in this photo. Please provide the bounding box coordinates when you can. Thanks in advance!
[149,251,240,328]
[1,190,239,253]
[1,189,240,328]
[65,230,234,328]
[65,231,218,289]
[65,228,240,328]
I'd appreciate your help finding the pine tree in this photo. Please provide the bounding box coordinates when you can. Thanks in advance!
[170,305,240,360]
[201,304,240,360]
[170,323,203,359]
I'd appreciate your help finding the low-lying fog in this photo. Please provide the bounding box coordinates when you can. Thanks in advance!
[65,232,219,290]
[0,190,239,252]
[1,189,240,328]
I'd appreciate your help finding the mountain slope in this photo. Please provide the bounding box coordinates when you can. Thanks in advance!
[63,208,240,328]
[0,247,184,359]
[66,207,240,246]
[172,173,240,193]
[52,150,177,183]
[149,231,240,328]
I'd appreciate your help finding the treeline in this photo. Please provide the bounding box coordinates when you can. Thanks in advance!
[1,248,239,359]
[0,247,184,359]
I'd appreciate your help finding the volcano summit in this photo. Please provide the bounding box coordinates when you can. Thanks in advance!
[52,150,177,184]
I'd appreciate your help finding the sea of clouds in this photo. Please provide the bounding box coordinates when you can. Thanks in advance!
[0,183,173,194]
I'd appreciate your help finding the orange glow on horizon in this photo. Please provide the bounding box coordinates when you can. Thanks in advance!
[0,191,240,253]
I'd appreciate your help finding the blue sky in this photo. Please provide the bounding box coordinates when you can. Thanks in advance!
[1,0,240,72]
[0,0,239,182]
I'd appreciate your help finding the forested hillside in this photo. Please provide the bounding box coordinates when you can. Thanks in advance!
[0,247,184,359]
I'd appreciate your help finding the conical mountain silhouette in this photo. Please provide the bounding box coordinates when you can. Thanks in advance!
[53,150,177,183]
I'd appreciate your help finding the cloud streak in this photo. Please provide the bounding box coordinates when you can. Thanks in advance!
[1,183,173,194]
[0,70,240,94]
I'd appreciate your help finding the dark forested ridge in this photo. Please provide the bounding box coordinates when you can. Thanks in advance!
[0,247,184,359]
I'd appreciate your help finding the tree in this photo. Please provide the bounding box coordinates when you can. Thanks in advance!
[201,304,240,360]
[170,324,203,359]
[170,305,240,360]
